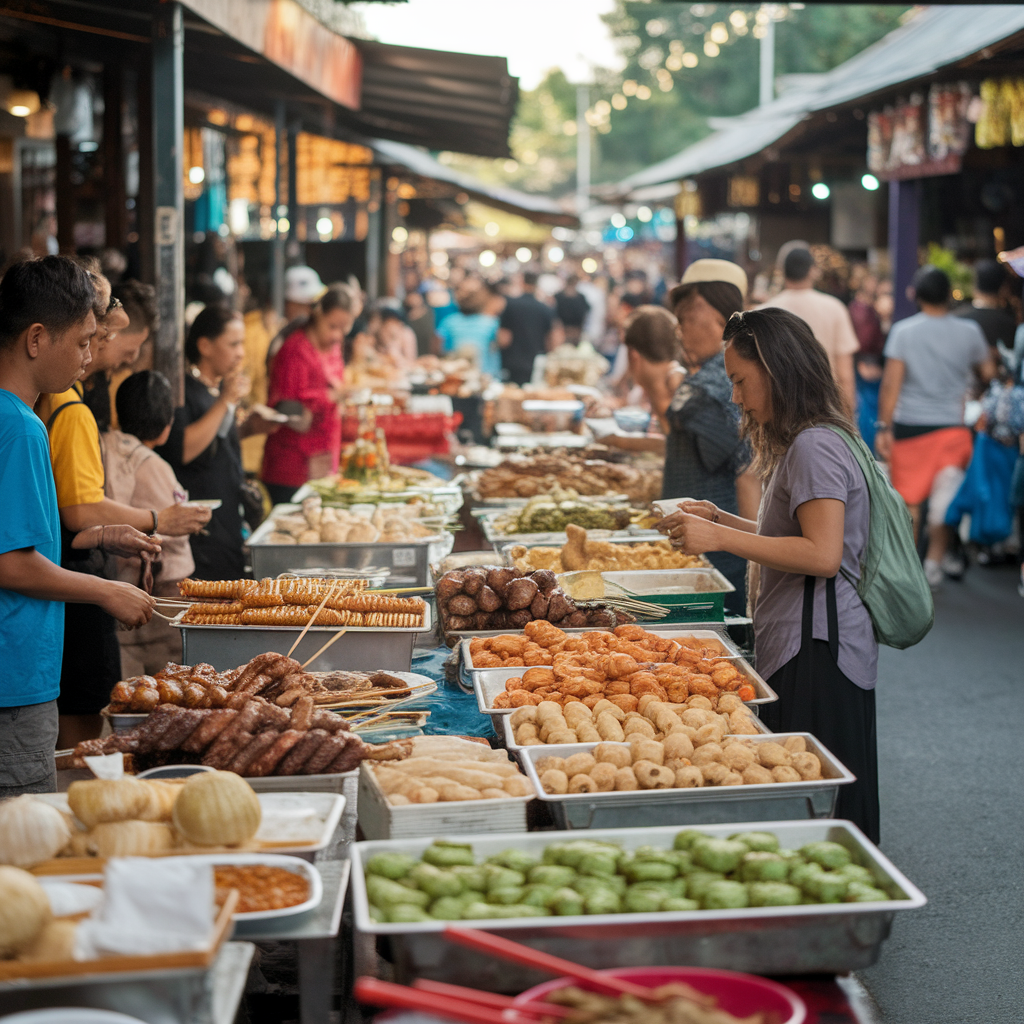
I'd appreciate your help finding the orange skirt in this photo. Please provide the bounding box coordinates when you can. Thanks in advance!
[890,426,973,506]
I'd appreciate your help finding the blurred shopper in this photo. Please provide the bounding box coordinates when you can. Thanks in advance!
[159,306,272,580]
[498,271,555,384]
[953,259,1016,366]
[376,309,418,371]
[0,256,155,793]
[405,288,438,357]
[876,266,996,588]
[437,277,501,377]
[266,266,328,368]
[577,273,607,345]
[38,264,205,747]
[104,371,194,674]
[849,271,886,451]
[555,275,590,346]
[107,281,159,429]
[760,246,858,417]
[659,307,879,841]
[262,284,361,505]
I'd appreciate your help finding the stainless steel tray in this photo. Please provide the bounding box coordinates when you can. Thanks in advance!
[174,605,431,673]
[351,820,926,984]
[499,534,709,568]
[248,509,452,586]
[501,706,771,753]
[519,736,853,828]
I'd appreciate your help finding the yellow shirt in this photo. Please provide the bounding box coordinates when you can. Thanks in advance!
[240,308,275,474]
[36,383,106,508]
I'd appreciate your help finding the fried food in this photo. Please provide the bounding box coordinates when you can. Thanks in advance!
[509,525,706,574]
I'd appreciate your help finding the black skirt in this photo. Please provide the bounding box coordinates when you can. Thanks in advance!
[57,602,122,716]
[758,576,880,843]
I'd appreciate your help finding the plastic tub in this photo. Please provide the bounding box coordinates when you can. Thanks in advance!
[515,966,805,1024]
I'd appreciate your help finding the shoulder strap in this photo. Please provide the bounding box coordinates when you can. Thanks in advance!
[45,392,85,431]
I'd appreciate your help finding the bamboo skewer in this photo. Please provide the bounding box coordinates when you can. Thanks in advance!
[287,580,340,657]
[299,627,349,669]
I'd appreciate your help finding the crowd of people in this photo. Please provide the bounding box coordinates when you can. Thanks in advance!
[0,235,1021,809]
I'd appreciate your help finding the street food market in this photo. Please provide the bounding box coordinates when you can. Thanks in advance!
[0,3,1022,1023]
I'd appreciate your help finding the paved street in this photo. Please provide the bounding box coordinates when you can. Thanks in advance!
[859,564,1023,1023]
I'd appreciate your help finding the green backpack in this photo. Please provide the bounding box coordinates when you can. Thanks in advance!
[826,427,934,649]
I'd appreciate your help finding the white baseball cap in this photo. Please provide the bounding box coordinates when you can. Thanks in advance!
[285,266,327,304]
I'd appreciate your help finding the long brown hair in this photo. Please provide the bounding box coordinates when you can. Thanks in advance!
[723,307,854,476]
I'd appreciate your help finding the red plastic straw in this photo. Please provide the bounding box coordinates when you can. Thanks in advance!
[413,978,573,1017]
[355,977,516,1024]
[444,927,657,1000]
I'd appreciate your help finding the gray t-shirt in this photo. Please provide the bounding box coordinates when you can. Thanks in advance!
[753,427,877,690]
[883,312,989,425]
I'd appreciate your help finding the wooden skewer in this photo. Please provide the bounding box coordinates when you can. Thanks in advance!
[286,580,339,658]
[299,627,348,669]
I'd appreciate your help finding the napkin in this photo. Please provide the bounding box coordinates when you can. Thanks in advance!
[83,752,125,780]
[74,856,215,959]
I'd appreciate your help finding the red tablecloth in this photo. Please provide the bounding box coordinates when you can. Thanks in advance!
[341,412,462,465]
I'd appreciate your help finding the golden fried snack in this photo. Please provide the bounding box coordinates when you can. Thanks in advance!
[179,579,247,599]
[742,763,775,785]
[633,760,674,789]
[614,766,639,791]
[589,762,617,792]
[790,751,823,780]
[567,773,598,793]
[240,606,347,627]
[756,742,794,769]
[183,613,242,625]
[721,742,757,771]
[540,769,569,794]
[783,735,807,754]
[771,765,802,783]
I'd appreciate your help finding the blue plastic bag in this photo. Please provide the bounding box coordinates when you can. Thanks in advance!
[945,432,1019,545]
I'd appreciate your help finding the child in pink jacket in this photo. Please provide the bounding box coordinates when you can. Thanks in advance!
[103,371,194,675]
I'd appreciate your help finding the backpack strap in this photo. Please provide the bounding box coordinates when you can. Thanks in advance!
[46,392,84,431]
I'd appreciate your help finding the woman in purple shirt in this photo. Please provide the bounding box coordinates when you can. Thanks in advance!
[658,307,878,841]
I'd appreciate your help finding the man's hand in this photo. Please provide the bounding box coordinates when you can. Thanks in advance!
[662,512,721,555]
[100,526,162,559]
[157,503,212,536]
[98,580,155,629]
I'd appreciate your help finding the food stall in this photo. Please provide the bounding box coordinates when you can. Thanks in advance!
[1,396,922,1024]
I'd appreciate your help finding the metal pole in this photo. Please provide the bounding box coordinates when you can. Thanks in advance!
[888,179,920,324]
[271,99,286,318]
[152,0,184,402]
[759,7,775,107]
[576,85,590,216]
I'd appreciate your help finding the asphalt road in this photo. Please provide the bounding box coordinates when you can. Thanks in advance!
[858,563,1024,1023]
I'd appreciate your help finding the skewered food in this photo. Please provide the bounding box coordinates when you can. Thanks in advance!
[106,655,414,714]
[362,830,900,924]
[436,566,631,635]
[510,525,706,573]
[72,698,410,776]
[178,577,426,628]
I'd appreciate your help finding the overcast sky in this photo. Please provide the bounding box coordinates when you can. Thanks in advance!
[351,0,623,89]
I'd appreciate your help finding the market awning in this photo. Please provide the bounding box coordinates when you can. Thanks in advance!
[614,4,1024,196]
[182,0,518,158]
[371,138,579,228]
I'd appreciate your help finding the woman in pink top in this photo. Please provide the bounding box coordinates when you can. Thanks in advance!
[262,284,361,504]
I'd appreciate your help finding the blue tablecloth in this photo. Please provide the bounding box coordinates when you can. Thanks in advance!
[411,644,497,740]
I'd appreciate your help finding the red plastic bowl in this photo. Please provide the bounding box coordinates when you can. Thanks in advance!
[514,966,806,1024]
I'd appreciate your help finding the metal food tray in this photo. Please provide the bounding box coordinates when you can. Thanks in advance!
[519,736,853,828]
[499,535,712,569]
[350,820,926,983]
[501,706,771,754]
[292,482,464,515]
[173,604,431,673]
[248,508,453,586]
[468,652,774,717]
[482,519,658,550]
[357,763,532,841]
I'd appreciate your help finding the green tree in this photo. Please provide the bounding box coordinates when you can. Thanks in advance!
[595,2,910,182]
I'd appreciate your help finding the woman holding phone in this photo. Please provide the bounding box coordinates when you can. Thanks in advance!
[657,307,879,841]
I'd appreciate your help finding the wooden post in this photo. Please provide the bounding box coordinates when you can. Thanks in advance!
[271,99,286,318]
[151,0,185,401]
[103,64,126,251]
[888,179,920,324]
[136,53,155,286]
[55,135,75,253]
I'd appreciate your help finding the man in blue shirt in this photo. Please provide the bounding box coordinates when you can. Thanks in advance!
[0,257,156,795]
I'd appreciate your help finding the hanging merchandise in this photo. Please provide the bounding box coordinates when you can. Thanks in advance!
[867,107,893,174]
[888,94,926,169]
[974,77,1024,149]
[927,82,972,160]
